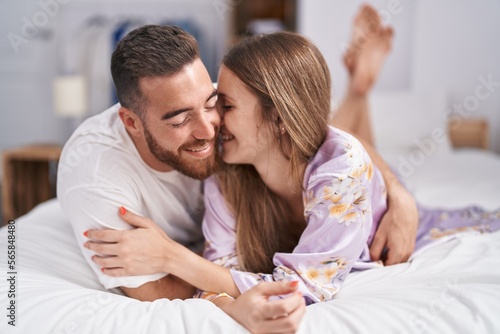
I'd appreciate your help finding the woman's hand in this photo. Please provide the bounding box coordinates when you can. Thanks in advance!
[369,184,418,265]
[217,281,306,334]
[84,207,183,276]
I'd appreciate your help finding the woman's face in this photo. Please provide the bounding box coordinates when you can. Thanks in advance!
[216,65,275,166]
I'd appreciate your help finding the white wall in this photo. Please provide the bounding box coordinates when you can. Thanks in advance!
[3,0,499,156]
[412,0,500,152]
[298,0,416,99]
[298,0,500,153]
[0,1,65,152]
[0,0,229,158]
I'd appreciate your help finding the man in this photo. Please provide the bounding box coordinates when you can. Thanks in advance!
[58,25,214,300]
[58,24,305,332]
[59,5,417,331]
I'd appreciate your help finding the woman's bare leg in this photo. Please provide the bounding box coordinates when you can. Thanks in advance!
[333,4,393,147]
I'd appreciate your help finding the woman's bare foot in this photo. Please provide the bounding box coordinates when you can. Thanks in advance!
[343,4,394,95]
[351,26,393,95]
[344,4,382,74]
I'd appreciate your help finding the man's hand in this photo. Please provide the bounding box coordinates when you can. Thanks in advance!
[369,184,418,265]
[217,281,306,334]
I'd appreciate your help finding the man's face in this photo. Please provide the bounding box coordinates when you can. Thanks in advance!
[139,58,220,180]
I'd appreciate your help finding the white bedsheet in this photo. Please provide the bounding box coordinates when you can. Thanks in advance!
[1,196,500,333]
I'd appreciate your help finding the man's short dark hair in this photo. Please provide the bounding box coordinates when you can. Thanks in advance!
[111,25,199,118]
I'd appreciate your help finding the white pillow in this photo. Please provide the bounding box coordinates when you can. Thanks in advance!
[370,90,452,165]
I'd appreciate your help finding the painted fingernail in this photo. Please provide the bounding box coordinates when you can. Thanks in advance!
[119,206,127,215]
[83,230,89,237]
[101,267,105,273]
[290,280,299,287]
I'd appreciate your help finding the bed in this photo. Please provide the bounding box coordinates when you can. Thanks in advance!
[1,91,500,333]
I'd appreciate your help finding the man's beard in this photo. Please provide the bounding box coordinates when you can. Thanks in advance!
[143,125,220,180]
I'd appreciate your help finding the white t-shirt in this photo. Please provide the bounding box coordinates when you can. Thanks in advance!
[57,103,205,289]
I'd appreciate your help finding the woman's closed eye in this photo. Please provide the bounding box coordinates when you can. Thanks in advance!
[216,97,234,112]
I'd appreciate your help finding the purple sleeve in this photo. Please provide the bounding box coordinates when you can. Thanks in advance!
[202,177,239,268]
[202,177,270,288]
[273,171,374,303]
[202,137,381,303]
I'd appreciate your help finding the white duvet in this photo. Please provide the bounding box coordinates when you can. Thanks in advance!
[1,150,500,333]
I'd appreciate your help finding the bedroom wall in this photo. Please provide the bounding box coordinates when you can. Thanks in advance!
[412,0,500,153]
[0,1,65,154]
[297,0,416,101]
[298,0,500,153]
[2,0,499,161]
[0,0,229,162]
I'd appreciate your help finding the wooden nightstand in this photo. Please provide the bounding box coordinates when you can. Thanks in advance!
[448,119,489,150]
[2,144,62,224]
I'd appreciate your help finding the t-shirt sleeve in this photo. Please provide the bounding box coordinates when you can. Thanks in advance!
[60,185,167,290]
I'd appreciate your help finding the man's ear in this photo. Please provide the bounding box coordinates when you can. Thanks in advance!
[118,107,144,138]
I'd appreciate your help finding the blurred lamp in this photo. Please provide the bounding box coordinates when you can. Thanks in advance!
[53,75,87,117]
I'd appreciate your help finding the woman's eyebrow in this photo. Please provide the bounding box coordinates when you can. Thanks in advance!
[217,92,234,102]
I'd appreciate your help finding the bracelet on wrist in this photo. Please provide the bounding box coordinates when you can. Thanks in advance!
[204,292,235,303]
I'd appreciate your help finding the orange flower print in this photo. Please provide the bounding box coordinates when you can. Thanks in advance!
[329,203,349,217]
[341,211,358,226]
[306,267,320,281]
[366,162,373,181]
[342,139,368,179]
[323,266,338,280]
[304,258,347,287]
[322,176,352,204]
[324,187,342,203]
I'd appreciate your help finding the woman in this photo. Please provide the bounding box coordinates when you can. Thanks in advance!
[199,31,387,304]
[87,32,499,306]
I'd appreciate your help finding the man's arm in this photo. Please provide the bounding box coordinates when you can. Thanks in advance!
[357,136,405,198]
[61,186,196,300]
[356,136,418,264]
[120,275,196,302]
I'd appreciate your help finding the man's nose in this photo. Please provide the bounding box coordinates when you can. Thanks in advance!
[193,110,220,139]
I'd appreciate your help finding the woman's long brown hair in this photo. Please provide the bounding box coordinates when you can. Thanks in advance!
[218,31,332,273]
